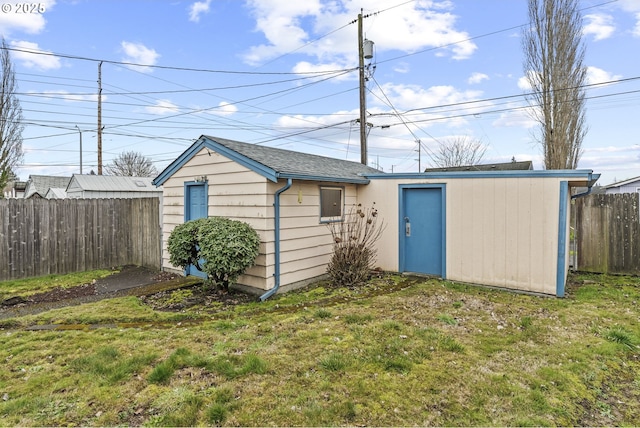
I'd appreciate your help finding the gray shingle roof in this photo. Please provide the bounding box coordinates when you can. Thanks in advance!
[204,135,381,182]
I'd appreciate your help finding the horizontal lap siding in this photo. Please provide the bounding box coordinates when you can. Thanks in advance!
[160,149,270,288]
[275,181,358,288]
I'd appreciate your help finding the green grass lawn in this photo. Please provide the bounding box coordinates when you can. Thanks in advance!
[1,271,639,426]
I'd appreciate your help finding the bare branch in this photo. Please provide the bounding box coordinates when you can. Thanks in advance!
[431,136,487,168]
[104,150,159,177]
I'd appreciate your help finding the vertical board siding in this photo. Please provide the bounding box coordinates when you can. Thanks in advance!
[575,193,640,274]
[0,198,161,281]
[358,176,567,295]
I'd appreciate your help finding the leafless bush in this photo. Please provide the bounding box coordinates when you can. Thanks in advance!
[326,204,384,287]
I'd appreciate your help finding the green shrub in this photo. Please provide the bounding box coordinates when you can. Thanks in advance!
[167,216,260,291]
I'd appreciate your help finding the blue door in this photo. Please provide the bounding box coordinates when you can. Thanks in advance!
[400,186,445,277]
[185,182,207,278]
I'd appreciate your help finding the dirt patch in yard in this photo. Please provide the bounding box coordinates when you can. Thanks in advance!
[0,266,200,320]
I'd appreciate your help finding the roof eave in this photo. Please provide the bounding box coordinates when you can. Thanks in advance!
[277,172,370,184]
[153,135,280,186]
[364,169,598,180]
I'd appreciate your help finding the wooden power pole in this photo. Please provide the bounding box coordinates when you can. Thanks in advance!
[358,11,367,165]
[97,61,103,175]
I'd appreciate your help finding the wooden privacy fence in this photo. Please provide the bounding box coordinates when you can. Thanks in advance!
[0,198,161,281]
[574,192,640,275]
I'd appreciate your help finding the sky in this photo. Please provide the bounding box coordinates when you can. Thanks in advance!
[1,0,639,186]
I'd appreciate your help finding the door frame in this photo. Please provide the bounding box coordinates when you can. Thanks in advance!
[184,181,208,278]
[398,183,446,277]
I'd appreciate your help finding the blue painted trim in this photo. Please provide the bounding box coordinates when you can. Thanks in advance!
[153,135,372,187]
[203,136,278,182]
[184,181,209,223]
[556,181,569,297]
[153,136,279,186]
[260,178,292,301]
[184,181,208,278]
[366,169,596,180]
[398,183,447,278]
[154,137,207,186]
[279,172,370,184]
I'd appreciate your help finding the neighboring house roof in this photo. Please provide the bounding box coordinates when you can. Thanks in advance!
[154,135,382,186]
[24,175,72,198]
[67,175,160,192]
[424,160,534,172]
[44,188,68,199]
[603,175,640,189]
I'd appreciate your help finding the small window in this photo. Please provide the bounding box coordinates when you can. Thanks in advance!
[320,186,343,222]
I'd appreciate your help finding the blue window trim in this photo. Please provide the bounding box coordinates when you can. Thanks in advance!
[398,183,447,278]
[556,181,569,297]
[184,181,208,278]
[319,185,345,223]
[184,181,209,222]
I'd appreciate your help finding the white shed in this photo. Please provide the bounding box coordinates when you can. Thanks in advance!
[603,175,640,194]
[66,175,162,199]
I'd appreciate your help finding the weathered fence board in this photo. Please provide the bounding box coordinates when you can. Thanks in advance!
[0,198,161,281]
[575,193,640,275]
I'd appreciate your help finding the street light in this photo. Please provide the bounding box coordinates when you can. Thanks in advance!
[75,125,83,174]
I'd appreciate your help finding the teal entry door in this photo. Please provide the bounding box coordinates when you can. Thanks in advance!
[400,185,445,277]
[185,182,207,278]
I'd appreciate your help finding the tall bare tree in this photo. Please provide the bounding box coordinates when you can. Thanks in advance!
[0,38,24,193]
[431,136,487,168]
[104,150,158,177]
[523,0,587,169]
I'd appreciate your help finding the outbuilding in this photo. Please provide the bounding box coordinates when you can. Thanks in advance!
[154,135,599,299]
[66,175,162,199]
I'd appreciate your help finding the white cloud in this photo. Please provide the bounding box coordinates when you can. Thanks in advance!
[493,104,537,129]
[468,72,489,85]
[214,101,237,116]
[291,60,354,82]
[518,75,532,91]
[145,99,179,115]
[120,41,159,73]
[617,0,640,13]
[586,66,622,85]
[10,40,61,70]
[634,12,640,37]
[583,14,615,41]
[241,0,476,67]
[188,0,212,22]
[393,62,410,74]
[372,83,482,111]
[37,90,100,103]
[0,0,55,35]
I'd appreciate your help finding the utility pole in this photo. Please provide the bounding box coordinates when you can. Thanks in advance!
[416,139,421,172]
[97,61,103,175]
[358,10,367,165]
[76,125,83,174]
[355,10,374,166]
